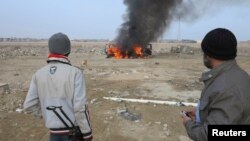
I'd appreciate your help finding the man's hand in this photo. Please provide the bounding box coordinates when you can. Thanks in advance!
[185,107,196,120]
[181,113,192,125]
[180,107,196,125]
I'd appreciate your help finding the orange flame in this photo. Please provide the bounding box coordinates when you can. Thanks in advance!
[107,47,123,59]
[107,44,144,59]
[133,45,143,57]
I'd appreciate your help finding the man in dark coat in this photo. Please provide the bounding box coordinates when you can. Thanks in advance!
[181,28,250,141]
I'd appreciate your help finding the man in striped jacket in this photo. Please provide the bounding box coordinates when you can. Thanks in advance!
[24,33,92,141]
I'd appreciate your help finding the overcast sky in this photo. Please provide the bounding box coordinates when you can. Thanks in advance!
[0,0,249,41]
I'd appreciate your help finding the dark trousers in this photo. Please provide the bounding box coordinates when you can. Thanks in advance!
[50,134,69,141]
[50,134,84,141]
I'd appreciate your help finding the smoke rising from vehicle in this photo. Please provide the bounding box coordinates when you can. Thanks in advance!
[115,0,249,52]
[115,0,182,52]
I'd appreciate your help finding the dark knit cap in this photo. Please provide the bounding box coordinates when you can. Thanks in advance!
[201,28,237,60]
[48,32,71,55]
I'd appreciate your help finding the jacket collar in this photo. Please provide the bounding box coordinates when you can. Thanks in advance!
[47,54,71,65]
[200,60,236,85]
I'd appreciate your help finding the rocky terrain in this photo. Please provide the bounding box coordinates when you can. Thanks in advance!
[0,42,249,141]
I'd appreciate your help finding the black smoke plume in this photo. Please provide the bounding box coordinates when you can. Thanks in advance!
[115,0,182,54]
[174,0,250,22]
[115,0,250,55]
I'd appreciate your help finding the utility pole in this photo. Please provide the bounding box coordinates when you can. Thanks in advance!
[177,16,181,42]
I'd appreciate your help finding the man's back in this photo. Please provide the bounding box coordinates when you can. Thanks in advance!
[34,62,86,128]
[36,62,79,100]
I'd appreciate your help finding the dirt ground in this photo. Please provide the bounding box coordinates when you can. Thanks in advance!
[0,42,250,141]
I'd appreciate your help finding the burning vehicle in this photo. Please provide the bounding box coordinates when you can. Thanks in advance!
[105,43,152,59]
[106,0,182,59]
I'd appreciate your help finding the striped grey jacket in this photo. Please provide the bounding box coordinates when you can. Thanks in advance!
[24,58,92,138]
